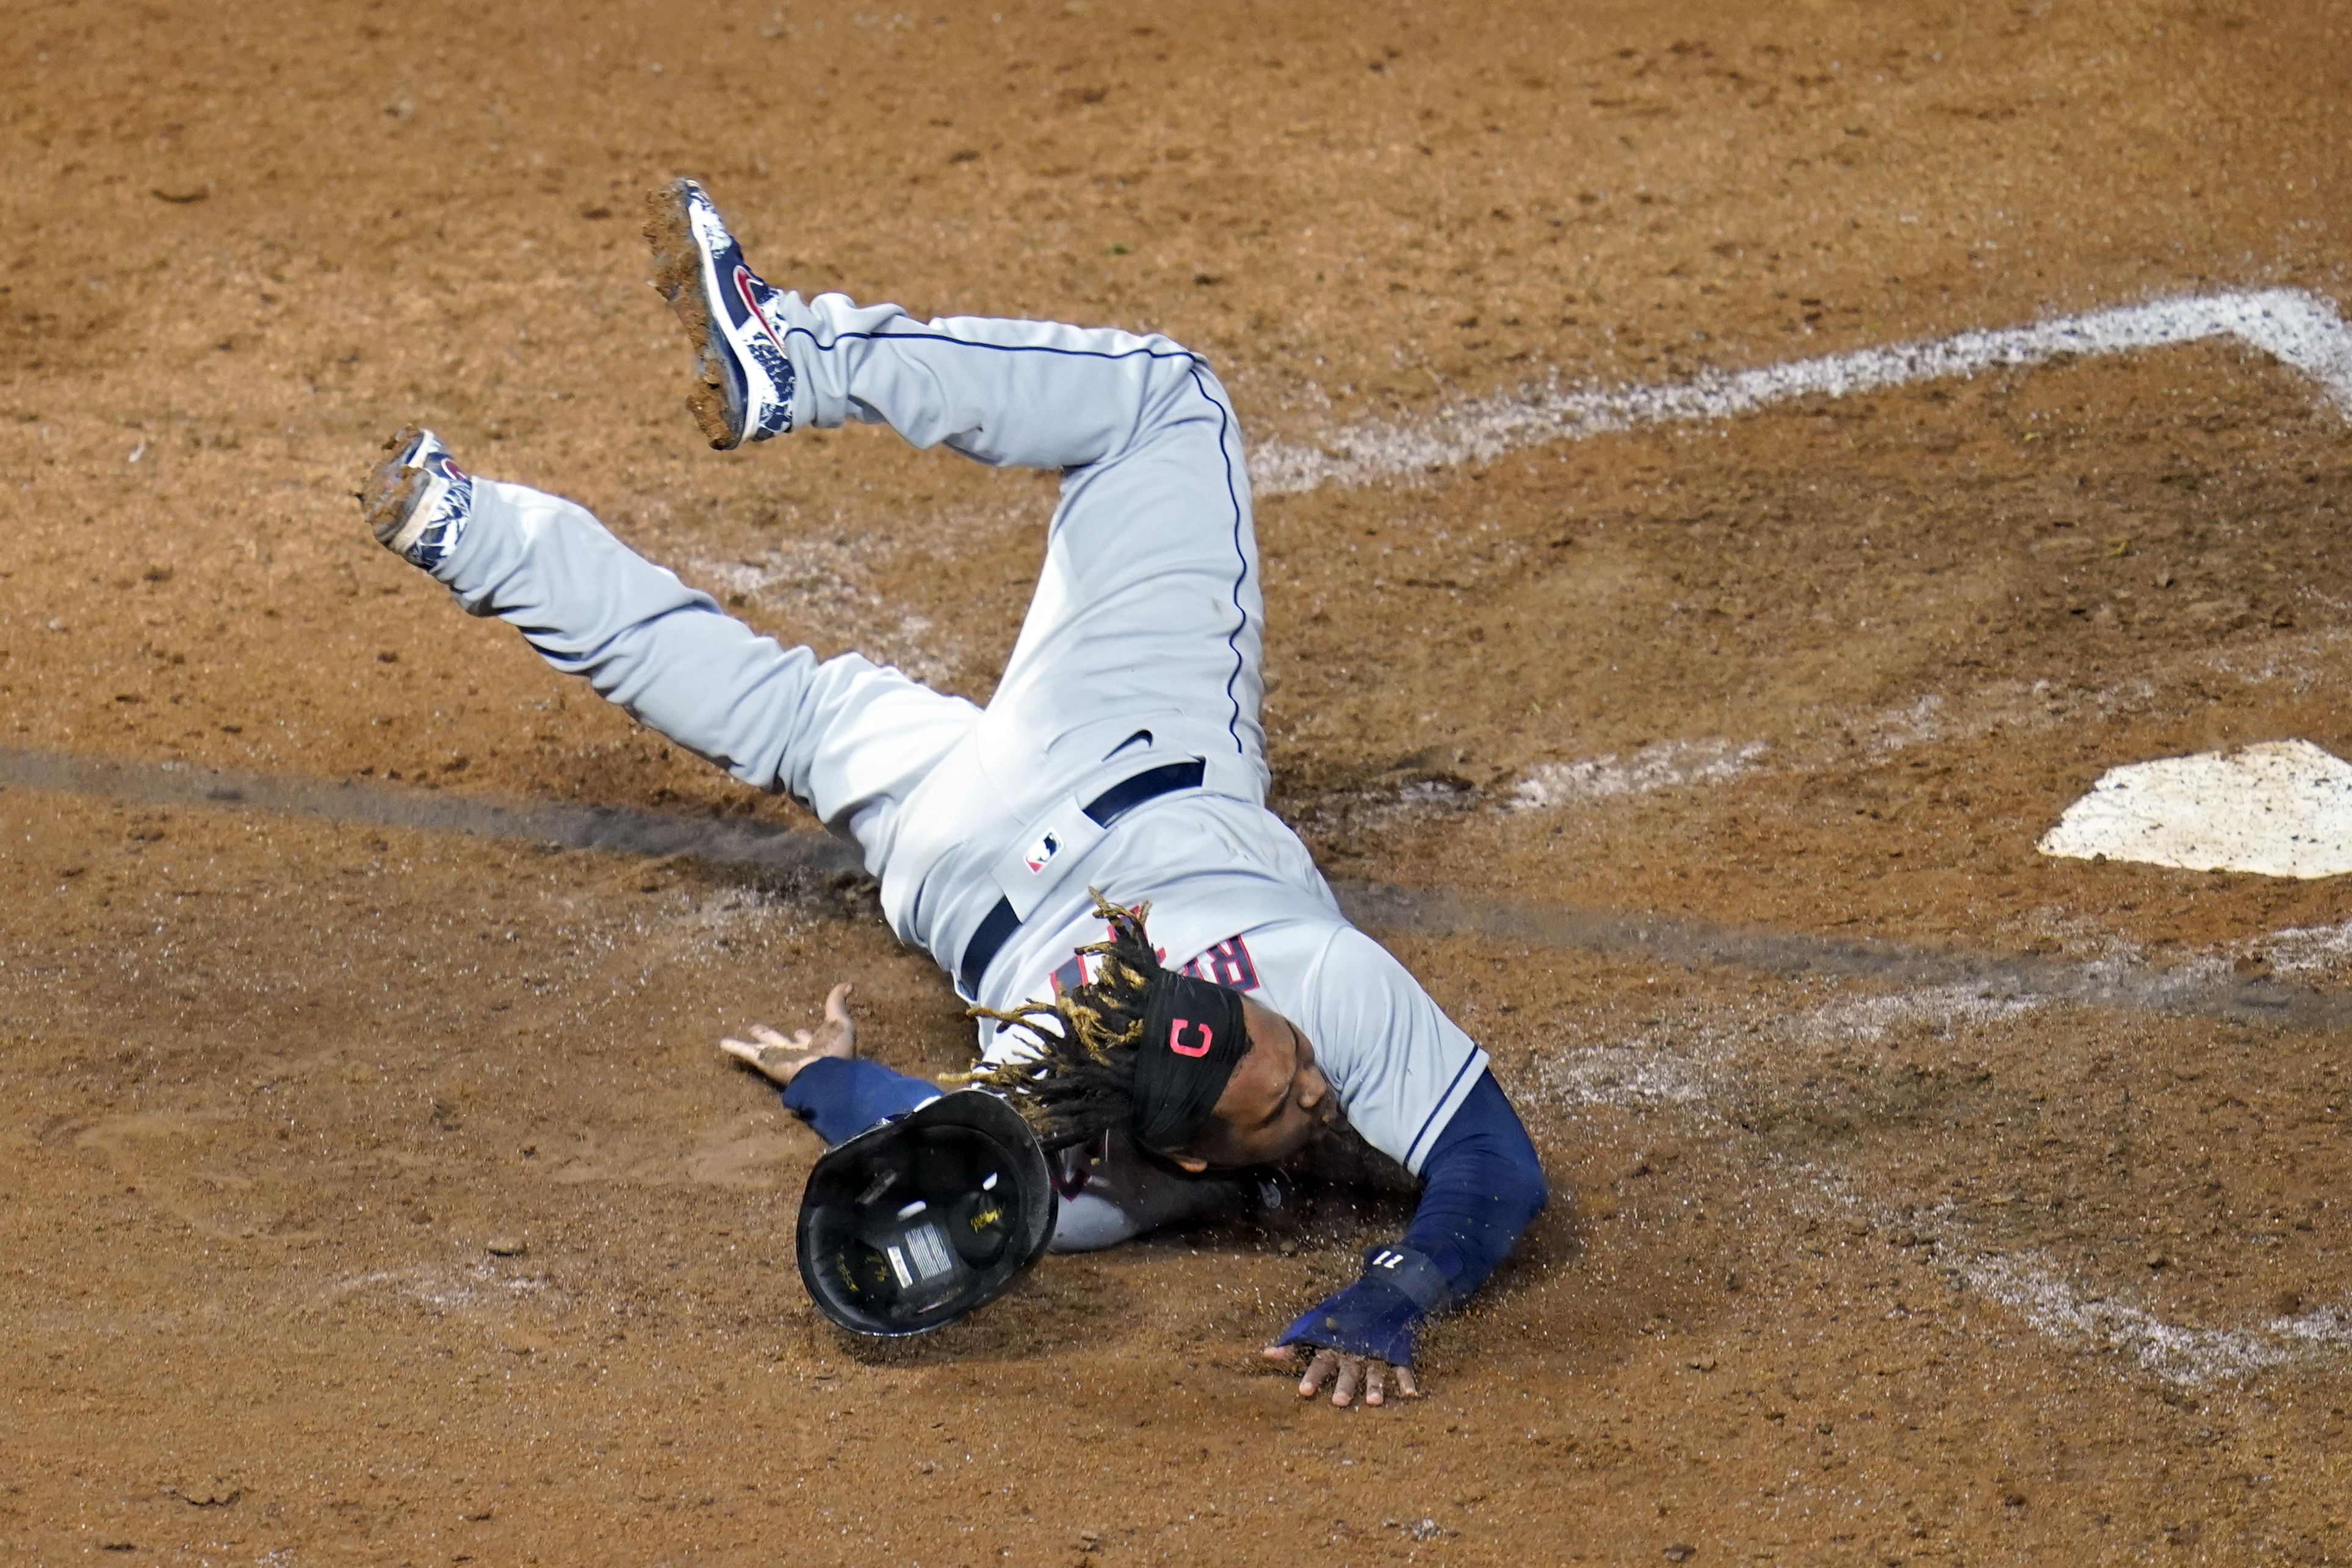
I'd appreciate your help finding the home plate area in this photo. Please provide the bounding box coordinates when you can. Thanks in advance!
[2041,738,2352,879]
[7,7,2352,1555]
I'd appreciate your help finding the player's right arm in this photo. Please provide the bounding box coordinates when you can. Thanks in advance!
[1263,929,1549,1404]
[1267,1070,1546,1403]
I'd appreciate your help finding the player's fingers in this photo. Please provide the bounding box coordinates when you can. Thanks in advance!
[1261,1344,1299,1365]
[786,1028,818,1051]
[720,1036,797,1082]
[748,1024,795,1049]
[1394,1365,1421,1400]
[1330,1355,1362,1408]
[822,982,855,1023]
[1365,1362,1386,1407]
[1296,1348,1338,1398]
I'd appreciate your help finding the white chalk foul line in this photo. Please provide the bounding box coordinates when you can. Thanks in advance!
[1254,287,2352,494]
[1774,1159,2352,1392]
[1952,1244,2352,1389]
[1542,993,2352,1391]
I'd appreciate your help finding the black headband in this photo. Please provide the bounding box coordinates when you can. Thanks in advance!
[1130,969,1250,1153]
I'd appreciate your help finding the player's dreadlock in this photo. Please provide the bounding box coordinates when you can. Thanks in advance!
[959,890,1166,1147]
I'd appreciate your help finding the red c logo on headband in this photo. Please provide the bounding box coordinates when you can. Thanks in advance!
[1168,1019,1214,1058]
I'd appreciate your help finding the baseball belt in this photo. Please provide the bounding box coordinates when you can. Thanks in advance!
[956,758,1204,996]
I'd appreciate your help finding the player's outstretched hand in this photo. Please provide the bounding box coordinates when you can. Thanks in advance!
[720,982,856,1087]
[1261,1343,1420,1408]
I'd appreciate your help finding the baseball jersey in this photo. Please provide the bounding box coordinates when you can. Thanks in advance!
[974,791,1490,1175]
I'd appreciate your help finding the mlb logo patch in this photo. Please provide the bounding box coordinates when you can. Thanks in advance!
[1022,830,1061,875]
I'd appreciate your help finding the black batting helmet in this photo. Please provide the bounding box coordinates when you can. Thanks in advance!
[795,1090,1057,1336]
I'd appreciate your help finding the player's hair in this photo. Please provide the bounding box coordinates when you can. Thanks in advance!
[958,891,1171,1148]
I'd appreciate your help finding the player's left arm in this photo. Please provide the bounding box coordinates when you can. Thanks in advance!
[721,984,945,1144]
[1266,1068,1546,1405]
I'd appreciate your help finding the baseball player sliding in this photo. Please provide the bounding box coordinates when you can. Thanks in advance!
[360,179,1546,1409]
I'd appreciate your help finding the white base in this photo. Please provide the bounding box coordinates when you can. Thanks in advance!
[2038,739,2352,879]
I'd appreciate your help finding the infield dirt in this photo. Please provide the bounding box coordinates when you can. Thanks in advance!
[4,0,2352,1562]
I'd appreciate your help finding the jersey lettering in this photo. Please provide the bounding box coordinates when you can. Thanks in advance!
[1180,934,1261,993]
[1050,933,1259,999]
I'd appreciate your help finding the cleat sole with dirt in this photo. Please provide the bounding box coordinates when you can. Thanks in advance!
[359,425,428,544]
[643,181,741,450]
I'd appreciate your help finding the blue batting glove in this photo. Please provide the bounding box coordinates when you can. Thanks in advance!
[1274,1245,1454,1368]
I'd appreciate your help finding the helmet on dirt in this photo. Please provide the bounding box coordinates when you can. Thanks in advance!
[795,1090,1057,1336]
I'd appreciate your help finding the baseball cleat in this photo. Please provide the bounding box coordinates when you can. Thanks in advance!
[644,177,796,450]
[360,425,475,572]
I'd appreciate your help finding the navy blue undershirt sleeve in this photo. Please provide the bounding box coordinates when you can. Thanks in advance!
[781,1056,941,1147]
[1401,1066,1548,1296]
[1275,1069,1546,1365]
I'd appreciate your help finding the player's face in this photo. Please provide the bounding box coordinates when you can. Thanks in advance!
[1176,1000,1337,1170]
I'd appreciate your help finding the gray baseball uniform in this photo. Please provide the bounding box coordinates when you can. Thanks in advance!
[427,293,1488,1225]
